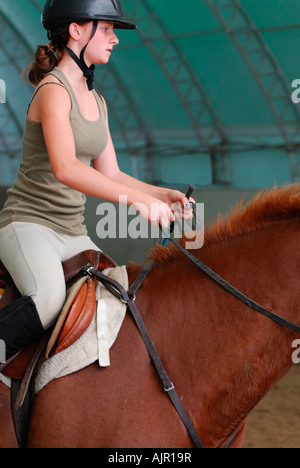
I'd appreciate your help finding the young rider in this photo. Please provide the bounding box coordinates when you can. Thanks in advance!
[0,0,193,362]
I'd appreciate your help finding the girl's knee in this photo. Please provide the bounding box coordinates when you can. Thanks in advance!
[33,287,66,329]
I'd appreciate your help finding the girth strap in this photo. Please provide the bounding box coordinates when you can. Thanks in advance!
[83,266,205,449]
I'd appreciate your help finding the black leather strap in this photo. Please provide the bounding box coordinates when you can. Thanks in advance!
[85,218,300,449]
[169,238,300,334]
[85,267,205,448]
[126,292,205,449]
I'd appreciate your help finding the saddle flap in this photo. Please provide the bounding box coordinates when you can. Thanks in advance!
[0,250,118,379]
[46,276,97,358]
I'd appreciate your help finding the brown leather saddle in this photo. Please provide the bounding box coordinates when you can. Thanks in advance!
[0,250,117,380]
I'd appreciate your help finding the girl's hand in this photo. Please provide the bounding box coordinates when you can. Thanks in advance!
[166,190,195,220]
[131,190,195,229]
[132,197,175,229]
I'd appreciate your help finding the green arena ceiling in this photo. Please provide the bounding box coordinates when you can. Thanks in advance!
[1,0,300,189]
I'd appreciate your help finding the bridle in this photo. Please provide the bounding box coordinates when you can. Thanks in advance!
[84,240,241,448]
[85,187,300,448]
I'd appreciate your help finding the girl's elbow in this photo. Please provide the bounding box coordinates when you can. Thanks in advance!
[52,164,69,184]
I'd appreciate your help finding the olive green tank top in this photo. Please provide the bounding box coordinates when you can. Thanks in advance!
[0,67,108,236]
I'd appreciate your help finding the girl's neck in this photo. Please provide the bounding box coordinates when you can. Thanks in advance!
[57,55,88,93]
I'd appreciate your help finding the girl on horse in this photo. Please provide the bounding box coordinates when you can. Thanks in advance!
[0,0,192,362]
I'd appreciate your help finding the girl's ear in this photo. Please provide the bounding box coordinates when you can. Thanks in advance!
[68,23,81,41]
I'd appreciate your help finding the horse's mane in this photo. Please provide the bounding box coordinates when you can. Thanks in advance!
[149,184,300,264]
[205,184,300,244]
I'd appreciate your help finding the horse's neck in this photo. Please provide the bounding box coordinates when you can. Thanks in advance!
[135,219,300,447]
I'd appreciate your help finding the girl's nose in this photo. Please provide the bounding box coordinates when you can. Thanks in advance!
[111,31,119,45]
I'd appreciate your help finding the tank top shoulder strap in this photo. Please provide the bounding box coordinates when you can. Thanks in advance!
[94,90,107,121]
[27,82,67,113]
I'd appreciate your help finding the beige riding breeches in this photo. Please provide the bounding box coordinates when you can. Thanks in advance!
[0,222,100,329]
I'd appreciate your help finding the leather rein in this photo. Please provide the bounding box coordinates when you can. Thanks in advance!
[84,226,300,449]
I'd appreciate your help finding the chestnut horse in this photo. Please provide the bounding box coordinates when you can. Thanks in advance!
[1,185,300,448]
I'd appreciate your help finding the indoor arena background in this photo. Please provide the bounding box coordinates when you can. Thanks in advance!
[1,0,300,448]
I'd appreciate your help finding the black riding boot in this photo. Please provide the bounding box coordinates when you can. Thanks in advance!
[0,296,44,362]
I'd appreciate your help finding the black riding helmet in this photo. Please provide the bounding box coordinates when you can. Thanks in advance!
[42,0,137,90]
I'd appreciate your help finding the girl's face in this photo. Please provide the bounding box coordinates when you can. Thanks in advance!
[78,21,119,65]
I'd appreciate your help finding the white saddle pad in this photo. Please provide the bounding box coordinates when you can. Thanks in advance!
[35,266,128,394]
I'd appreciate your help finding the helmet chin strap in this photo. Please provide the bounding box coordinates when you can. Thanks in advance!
[59,20,98,91]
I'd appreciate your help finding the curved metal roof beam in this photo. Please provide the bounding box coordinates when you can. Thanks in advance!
[0,3,155,181]
[94,63,155,180]
[0,5,35,53]
[204,0,300,180]
[0,9,34,180]
[0,10,32,131]
[123,0,227,149]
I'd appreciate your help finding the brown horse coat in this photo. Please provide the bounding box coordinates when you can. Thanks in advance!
[2,185,300,448]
